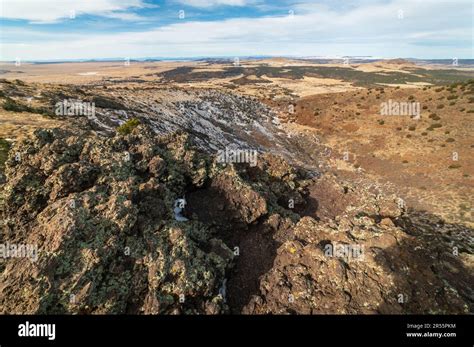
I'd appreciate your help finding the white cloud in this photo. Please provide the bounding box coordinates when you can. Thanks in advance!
[0,0,153,23]
[1,0,472,60]
[174,0,251,8]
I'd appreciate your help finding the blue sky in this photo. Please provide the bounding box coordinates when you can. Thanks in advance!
[0,0,472,61]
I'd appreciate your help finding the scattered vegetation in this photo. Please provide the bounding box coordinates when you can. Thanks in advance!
[427,123,443,131]
[0,138,11,174]
[2,97,54,117]
[116,118,140,135]
[448,164,462,169]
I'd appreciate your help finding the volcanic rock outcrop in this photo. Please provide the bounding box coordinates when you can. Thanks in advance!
[0,125,472,314]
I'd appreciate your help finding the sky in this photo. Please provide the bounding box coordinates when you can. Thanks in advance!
[0,0,472,61]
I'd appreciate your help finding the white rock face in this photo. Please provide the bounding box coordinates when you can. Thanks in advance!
[82,87,326,172]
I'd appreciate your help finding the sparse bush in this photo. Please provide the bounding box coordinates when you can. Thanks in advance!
[437,104,444,109]
[408,125,416,131]
[427,123,442,131]
[0,138,10,173]
[448,164,461,169]
[446,138,455,143]
[117,118,140,135]
[446,95,458,100]
[2,97,28,112]
[2,97,54,117]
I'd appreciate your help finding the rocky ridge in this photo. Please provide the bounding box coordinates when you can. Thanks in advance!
[1,124,472,314]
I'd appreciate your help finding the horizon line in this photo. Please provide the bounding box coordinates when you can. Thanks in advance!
[1,56,474,64]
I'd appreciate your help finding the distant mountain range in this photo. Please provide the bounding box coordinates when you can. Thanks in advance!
[2,56,474,66]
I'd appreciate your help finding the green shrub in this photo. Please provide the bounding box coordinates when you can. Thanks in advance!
[117,118,140,135]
